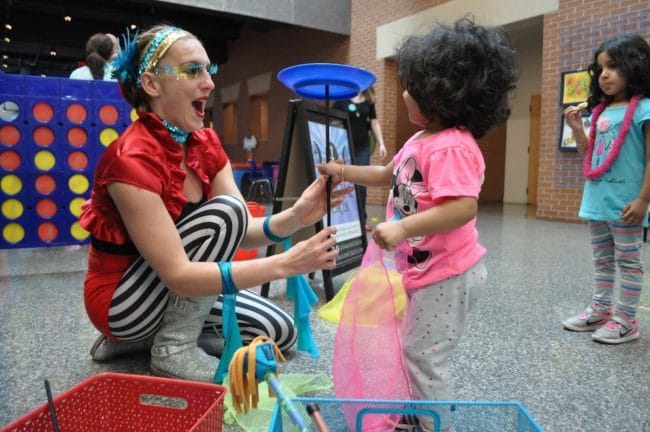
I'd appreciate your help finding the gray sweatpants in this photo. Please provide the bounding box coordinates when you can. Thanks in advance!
[402,259,487,431]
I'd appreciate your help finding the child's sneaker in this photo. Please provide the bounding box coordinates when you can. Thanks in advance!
[592,315,639,344]
[562,306,612,331]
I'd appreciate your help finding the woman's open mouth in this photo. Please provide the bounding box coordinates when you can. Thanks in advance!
[192,100,205,117]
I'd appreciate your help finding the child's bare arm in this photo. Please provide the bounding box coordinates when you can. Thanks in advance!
[372,196,477,251]
[317,160,393,187]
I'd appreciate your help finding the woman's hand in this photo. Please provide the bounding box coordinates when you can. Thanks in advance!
[290,174,353,227]
[283,226,339,273]
[621,198,649,225]
[372,221,408,251]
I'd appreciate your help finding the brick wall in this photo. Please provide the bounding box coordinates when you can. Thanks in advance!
[537,0,649,221]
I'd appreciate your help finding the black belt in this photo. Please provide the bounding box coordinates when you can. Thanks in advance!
[91,237,139,255]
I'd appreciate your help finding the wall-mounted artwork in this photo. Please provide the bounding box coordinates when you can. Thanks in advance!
[561,70,591,106]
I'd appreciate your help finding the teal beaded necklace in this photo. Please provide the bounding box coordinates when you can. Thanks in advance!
[162,119,189,144]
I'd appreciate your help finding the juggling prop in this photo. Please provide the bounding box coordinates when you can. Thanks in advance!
[277,63,375,227]
[228,336,309,431]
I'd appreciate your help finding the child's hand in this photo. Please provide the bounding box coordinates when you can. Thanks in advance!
[621,198,649,225]
[372,221,408,251]
[563,104,586,132]
[317,159,344,183]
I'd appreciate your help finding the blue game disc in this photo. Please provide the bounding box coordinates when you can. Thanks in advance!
[277,63,376,101]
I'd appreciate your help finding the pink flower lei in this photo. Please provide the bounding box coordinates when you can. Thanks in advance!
[583,94,641,180]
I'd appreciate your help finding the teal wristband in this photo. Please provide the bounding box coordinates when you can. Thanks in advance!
[216,262,237,295]
[263,215,289,243]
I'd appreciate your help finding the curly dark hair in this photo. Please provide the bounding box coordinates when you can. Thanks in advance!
[396,18,520,139]
[586,34,650,108]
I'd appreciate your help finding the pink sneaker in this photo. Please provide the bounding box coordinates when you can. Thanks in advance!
[592,315,639,344]
[562,306,612,332]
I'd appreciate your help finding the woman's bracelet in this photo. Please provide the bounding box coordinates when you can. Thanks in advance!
[216,261,237,295]
[341,165,345,183]
[263,215,289,243]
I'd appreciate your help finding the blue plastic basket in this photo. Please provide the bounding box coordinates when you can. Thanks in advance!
[269,398,543,432]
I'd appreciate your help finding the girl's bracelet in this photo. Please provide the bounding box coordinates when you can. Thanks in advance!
[216,261,237,295]
[341,165,345,183]
[263,215,290,243]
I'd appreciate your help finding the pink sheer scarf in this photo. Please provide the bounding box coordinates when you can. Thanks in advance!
[333,240,411,431]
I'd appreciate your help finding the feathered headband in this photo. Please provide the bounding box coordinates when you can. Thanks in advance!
[111,27,189,87]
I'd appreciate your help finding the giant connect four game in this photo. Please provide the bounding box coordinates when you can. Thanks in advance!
[0,71,135,249]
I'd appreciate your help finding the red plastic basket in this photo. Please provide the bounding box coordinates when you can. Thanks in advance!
[1,373,226,432]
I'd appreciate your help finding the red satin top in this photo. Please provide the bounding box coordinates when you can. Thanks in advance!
[80,112,228,337]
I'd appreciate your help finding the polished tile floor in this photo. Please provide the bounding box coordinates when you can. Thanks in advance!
[1,204,649,431]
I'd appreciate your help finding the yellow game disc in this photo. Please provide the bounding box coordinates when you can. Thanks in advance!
[3,222,25,243]
[99,128,119,147]
[2,198,24,219]
[68,174,89,194]
[69,197,86,216]
[34,150,56,171]
[70,221,90,240]
[1,174,22,195]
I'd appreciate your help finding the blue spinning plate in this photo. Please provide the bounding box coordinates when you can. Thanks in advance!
[277,63,376,100]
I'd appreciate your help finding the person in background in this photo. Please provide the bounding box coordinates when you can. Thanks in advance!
[562,33,650,344]
[70,32,117,80]
[333,85,387,231]
[80,24,350,382]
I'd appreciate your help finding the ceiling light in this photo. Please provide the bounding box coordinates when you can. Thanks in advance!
[2,54,7,60]
[4,24,11,31]
[64,15,72,22]
[2,64,7,69]
[3,36,10,43]
[130,24,137,30]
[50,47,57,57]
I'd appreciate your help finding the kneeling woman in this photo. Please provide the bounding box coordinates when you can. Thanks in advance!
[80,25,348,382]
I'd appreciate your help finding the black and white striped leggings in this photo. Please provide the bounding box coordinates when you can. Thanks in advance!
[106,194,296,351]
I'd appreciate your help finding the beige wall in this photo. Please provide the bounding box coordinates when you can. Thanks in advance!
[376,0,558,59]
[504,20,543,204]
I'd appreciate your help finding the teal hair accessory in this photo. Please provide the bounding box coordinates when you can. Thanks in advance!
[111,28,139,85]
[137,27,178,87]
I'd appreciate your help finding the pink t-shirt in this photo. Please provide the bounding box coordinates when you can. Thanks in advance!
[387,128,486,290]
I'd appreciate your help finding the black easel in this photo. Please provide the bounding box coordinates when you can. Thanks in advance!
[260,100,367,301]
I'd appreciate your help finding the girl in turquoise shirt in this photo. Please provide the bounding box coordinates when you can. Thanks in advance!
[563,34,650,344]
